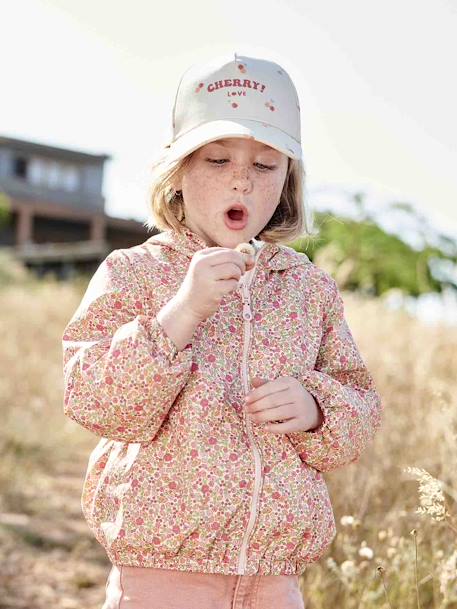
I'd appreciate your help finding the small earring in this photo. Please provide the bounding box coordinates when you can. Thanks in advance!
[175,190,182,197]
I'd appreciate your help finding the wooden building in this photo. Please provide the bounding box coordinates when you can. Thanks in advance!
[0,135,155,278]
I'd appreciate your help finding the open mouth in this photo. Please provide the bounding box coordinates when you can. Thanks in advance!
[225,203,248,221]
[224,205,249,230]
[227,208,245,221]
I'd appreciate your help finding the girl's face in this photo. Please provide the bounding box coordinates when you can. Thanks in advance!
[175,137,289,248]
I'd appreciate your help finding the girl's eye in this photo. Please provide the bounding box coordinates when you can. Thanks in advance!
[206,159,275,171]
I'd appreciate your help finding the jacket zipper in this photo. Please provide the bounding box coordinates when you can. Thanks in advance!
[236,243,266,574]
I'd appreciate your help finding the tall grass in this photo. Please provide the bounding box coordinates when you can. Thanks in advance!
[299,292,457,608]
[0,270,456,608]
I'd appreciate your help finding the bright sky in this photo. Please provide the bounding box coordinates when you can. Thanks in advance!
[2,0,457,237]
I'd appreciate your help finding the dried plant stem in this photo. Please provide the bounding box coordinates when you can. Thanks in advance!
[443,499,457,535]
[411,530,422,609]
[376,566,395,609]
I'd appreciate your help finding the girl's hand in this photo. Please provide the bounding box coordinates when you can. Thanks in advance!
[175,247,255,323]
[235,243,256,272]
[245,376,324,434]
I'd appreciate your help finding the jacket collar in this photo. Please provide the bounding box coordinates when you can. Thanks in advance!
[145,226,310,271]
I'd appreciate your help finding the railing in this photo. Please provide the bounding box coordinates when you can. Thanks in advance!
[9,240,110,263]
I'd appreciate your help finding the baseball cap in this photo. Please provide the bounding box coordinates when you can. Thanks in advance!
[159,52,303,167]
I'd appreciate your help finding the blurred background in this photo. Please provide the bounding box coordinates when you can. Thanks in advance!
[0,1,456,607]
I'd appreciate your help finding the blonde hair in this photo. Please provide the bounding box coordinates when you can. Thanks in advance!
[144,145,318,244]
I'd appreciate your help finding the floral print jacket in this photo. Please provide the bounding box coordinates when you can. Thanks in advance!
[62,226,383,576]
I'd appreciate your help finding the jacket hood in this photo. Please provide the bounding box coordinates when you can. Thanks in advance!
[145,226,310,271]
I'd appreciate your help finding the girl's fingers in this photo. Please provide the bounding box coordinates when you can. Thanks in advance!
[244,256,255,270]
[235,243,256,271]
[197,247,228,256]
[195,247,255,275]
[211,262,244,281]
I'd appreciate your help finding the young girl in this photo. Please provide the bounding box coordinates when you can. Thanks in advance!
[62,53,383,609]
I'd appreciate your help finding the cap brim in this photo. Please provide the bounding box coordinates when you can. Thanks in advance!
[159,119,302,167]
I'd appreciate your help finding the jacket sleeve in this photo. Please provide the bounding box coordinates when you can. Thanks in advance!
[62,249,194,443]
[286,276,383,472]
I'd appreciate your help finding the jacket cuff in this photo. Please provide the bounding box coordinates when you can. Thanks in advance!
[286,367,382,472]
[286,382,332,465]
[137,314,193,363]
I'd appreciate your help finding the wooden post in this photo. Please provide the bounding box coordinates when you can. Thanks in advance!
[16,206,33,245]
[90,214,106,242]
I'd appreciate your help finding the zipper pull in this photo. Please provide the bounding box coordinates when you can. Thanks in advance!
[241,285,252,321]
[242,301,252,321]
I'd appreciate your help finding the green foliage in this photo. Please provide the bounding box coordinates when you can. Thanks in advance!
[289,204,457,297]
[0,192,11,228]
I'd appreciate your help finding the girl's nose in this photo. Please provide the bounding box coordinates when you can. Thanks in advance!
[231,167,252,192]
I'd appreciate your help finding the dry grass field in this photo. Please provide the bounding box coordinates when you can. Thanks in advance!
[0,266,456,609]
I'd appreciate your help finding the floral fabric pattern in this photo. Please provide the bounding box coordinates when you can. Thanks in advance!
[62,227,383,576]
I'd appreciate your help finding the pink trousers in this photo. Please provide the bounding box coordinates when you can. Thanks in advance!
[102,564,306,609]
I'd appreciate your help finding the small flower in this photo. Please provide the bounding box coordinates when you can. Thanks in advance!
[340,560,357,578]
[359,546,374,560]
[378,530,387,541]
[340,515,355,526]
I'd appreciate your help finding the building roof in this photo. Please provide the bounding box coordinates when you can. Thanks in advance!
[0,135,111,163]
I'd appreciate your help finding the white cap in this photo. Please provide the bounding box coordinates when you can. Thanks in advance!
[160,52,302,166]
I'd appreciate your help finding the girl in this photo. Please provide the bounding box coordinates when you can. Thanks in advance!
[62,53,383,609]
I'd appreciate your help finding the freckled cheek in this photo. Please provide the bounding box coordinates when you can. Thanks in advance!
[183,174,225,215]
[260,180,283,208]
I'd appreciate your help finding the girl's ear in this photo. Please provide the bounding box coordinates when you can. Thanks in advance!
[171,182,182,195]
[170,177,182,193]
